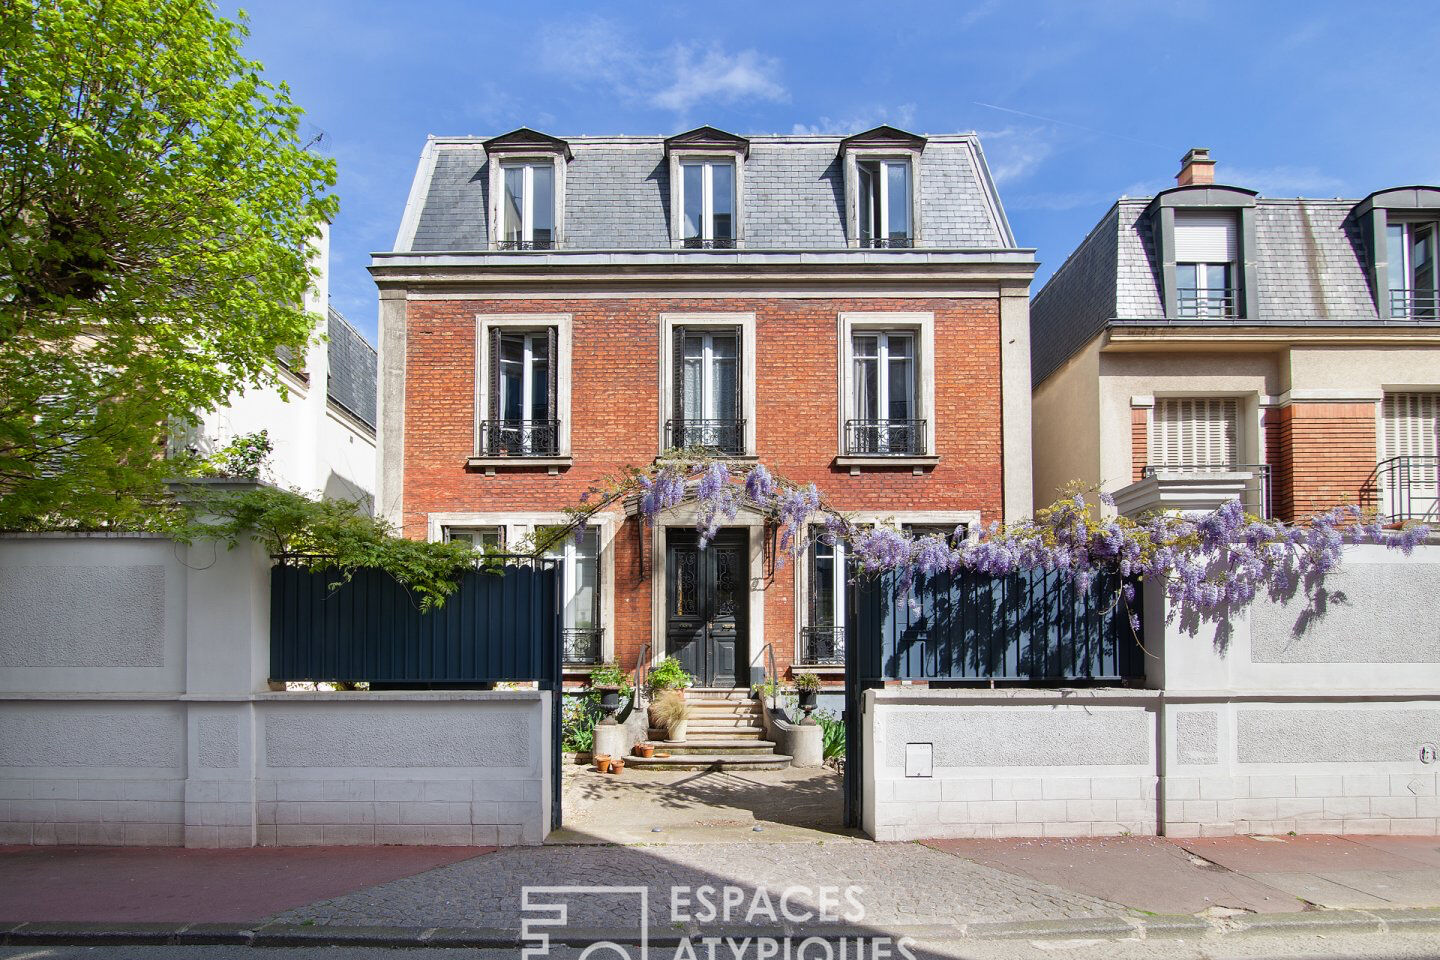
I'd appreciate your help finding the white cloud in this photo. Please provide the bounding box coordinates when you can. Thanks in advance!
[790,104,917,136]
[975,126,1054,184]
[1221,165,1347,197]
[537,17,786,116]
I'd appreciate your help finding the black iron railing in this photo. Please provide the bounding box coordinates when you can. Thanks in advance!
[1143,462,1272,517]
[1363,455,1439,523]
[667,419,745,455]
[800,625,845,666]
[478,420,560,457]
[858,236,914,249]
[1389,288,1440,320]
[1176,287,1238,319]
[495,239,555,251]
[562,627,602,666]
[844,419,927,456]
[682,237,738,249]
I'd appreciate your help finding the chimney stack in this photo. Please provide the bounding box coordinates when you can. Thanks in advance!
[1176,147,1215,186]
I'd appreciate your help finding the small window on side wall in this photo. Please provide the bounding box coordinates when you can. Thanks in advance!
[857,159,911,248]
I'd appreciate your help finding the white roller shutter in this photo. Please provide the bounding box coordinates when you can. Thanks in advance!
[1382,393,1438,486]
[1174,212,1238,263]
[1151,398,1239,467]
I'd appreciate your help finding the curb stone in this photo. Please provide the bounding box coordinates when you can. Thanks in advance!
[4,910,1440,947]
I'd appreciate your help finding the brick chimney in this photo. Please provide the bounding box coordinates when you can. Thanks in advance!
[1176,147,1215,186]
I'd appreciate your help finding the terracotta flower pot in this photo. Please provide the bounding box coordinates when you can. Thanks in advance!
[634,743,655,758]
[611,758,625,775]
[594,755,611,773]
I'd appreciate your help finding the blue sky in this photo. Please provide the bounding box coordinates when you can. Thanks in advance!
[228,0,1439,343]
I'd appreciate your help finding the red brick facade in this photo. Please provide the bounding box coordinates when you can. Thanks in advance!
[400,295,1005,677]
[1269,402,1378,521]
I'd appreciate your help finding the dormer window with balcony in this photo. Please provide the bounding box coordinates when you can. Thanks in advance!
[665,126,748,250]
[840,126,926,249]
[483,128,571,251]
[1387,221,1438,319]
[1174,212,1238,318]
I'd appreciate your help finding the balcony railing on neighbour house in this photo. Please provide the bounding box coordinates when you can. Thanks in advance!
[495,239,556,251]
[857,237,914,249]
[681,238,738,249]
[1389,288,1440,320]
[800,625,846,666]
[1363,456,1439,524]
[844,419,927,456]
[1176,287,1238,319]
[667,419,746,455]
[562,627,603,666]
[1143,462,1272,517]
[478,420,561,457]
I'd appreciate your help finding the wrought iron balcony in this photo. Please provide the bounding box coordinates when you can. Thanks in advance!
[682,237,738,249]
[478,419,560,457]
[1143,462,1272,517]
[844,419,927,456]
[1176,287,1238,319]
[667,419,746,455]
[495,238,556,251]
[858,236,914,249]
[1388,288,1439,320]
[800,625,845,666]
[562,627,603,666]
[1363,455,1439,524]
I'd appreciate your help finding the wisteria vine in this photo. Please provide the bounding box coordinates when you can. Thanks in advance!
[549,454,1430,627]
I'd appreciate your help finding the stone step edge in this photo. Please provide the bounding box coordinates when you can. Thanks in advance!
[5,909,1438,948]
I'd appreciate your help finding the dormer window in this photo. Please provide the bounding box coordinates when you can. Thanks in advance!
[1388,221,1438,319]
[857,159,912,248]
[1174,212,1238,318]
[482,128,571,252]
[839,126,926,250]
[500,161,556,250]
[680,159,736,249]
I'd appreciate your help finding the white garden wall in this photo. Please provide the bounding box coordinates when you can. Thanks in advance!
[865,544,1440,841]
[0,533,551,847]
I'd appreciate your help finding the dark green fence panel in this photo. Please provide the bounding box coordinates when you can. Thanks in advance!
[269,563,559,684]
[855,568,1144,683]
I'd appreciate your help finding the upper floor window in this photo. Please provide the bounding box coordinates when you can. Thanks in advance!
[670,326,743,454]
[481,327,558,457]
[500,161,556,250]
[1174,212,1237,318]
[681,160,736,248]
[857,159,912,248]
[1387,222,1438,319]
[849,331,921,454]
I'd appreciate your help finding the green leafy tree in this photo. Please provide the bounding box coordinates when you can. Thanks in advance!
[0,0,337,528]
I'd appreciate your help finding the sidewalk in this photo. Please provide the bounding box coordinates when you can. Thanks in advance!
[3,835,1440,948]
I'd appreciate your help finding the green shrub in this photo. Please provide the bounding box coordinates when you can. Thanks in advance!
[813,707,845,758]
[793,672,822,692]
[561,694,596,753]
[587,662,632,698]
[646,656,693,693]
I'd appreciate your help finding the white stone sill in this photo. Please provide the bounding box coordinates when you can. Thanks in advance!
[0,690,545,703]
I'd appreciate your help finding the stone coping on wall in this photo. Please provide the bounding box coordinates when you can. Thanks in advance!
[868,687,1440,705]
[0,531,174,540]
[0,690,546,703]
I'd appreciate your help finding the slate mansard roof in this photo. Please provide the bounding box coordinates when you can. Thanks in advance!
[389,132,1018,253]
[326,307,377,431]
[1030,190,1438,386]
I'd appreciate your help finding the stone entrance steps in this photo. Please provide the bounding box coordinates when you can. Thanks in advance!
[628,688,790,771]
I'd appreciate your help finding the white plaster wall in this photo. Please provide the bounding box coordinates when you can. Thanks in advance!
[866,690,1159,841]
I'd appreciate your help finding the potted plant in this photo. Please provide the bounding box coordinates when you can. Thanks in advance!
[793,673,821,722]
[652,689,691,742]
[646,656,693,695]
[587,663,632,726]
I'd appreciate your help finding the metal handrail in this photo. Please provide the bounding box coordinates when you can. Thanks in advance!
[1362,455,1439,524]
[633,641,651,703]
[753,641,780,711]
[1176,287,1238,318]
[1389,288,1440,320]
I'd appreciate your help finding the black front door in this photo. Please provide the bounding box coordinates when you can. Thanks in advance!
[665,529,747,687]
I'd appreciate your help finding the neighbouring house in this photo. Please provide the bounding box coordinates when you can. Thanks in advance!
[1031,148,1439,523]
[372,125,1036,686]
[180,221,378,504]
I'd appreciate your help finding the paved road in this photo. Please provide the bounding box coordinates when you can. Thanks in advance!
[7,931,1440,959]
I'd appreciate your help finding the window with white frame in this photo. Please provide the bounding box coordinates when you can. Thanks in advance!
[856,158,912,248]
[1150,398,1240,468]
[671,326,743,454]
[1387,222,1439,319]
[499,161,556,250]
[543,527,602,664]
[1382,392,1438,487]
[849,331,921,455]
[680,159,736,248]
[1174,212,1238,318]
[444,526,505,551]
[803,528,846,666]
